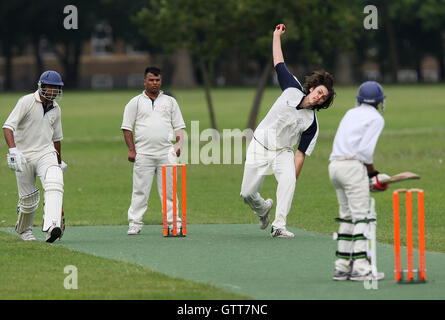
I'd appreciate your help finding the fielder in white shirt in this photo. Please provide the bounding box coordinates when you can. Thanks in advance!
[329,81,389,281]
[122,67,186,235]
[2,70,67,243]
[240,24,336,238]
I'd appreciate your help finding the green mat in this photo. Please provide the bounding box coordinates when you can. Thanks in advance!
[4,224,445,299]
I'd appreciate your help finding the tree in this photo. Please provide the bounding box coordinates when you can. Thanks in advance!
[134,0,240,131]
[48,0,103,88]
[234,0,363,129]
[417,0,445,80]
[356,0,445,83]
[230,1,285,130]
[24,1,111,88]
[0,2,28,90]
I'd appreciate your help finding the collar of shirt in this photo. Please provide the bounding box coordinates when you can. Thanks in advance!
[34,90,54,115]
[142,90,163,101]
[296,93,306,110]
[359,103,377,109]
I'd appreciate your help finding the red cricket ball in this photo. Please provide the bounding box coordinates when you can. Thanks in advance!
[276,24,286,31]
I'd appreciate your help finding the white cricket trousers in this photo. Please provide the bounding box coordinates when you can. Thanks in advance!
[128,154,180,227]
[329,159,371,275]
[15,152,62,229]
[240,138,296,229]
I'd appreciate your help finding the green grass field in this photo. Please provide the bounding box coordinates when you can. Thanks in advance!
[1,84,444,299]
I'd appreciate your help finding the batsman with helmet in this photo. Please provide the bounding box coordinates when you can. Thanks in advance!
[3,70,67,243]
[329,81,389,281]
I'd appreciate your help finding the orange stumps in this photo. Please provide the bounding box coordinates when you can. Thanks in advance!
[393,188,426,283]
[181,165,187,236]
[417,191,426,281]
[172,166,177,236]
[161,164,187,237]
[162,166,168,237]
[406,191,413,281]
[393,191,402,282]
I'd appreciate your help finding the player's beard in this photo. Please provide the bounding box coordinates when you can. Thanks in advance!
[147,86,160,96]
[41,87,62,101]
[45,89,58,101]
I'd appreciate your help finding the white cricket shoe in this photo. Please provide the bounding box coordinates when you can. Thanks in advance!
[333,270,350,281]
[258,199,273,230]
[270,226,295,238]
[19,228,36,241]
[127,225,142,235]
[45,226,62,243]
[349,271,385,281]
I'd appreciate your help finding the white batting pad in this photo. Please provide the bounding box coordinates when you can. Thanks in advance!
[42,166,64,231]
[16,189,40,233]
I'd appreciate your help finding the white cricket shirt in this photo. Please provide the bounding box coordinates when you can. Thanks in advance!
[329,103,384,164]
[2,91,63,161]
[121,90,186,156]
[254,87,319,155]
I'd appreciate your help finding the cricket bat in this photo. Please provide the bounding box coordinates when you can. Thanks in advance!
[380,172,420,185]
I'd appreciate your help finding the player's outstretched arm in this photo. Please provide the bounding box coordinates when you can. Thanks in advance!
[273,24,286,67]
[273,24,304,92]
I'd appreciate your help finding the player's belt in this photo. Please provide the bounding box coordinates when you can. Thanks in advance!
[331,157,358,161]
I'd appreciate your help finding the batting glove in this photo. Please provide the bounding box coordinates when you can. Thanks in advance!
[369,173,390,192]
[6,148,27,172]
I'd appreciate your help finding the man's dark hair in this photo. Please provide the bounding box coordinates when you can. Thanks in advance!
[144,66,161,78]
[303,70,336,111]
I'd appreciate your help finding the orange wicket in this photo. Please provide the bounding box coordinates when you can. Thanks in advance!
[417,190,426,281]
[162,164,187,237]
[393,188,426,283]
[393,191,402,282]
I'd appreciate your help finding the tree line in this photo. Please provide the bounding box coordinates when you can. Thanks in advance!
[1,0,444,129]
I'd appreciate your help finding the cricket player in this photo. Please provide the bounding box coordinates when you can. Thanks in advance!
[329,81,388,281]
[121,67,186,235]
[3,70,67,243]
[240,24,336,238]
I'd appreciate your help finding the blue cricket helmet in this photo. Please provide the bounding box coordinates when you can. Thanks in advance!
[357,81,385,105]
[38,70,64,101]
[39,70,64,86]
